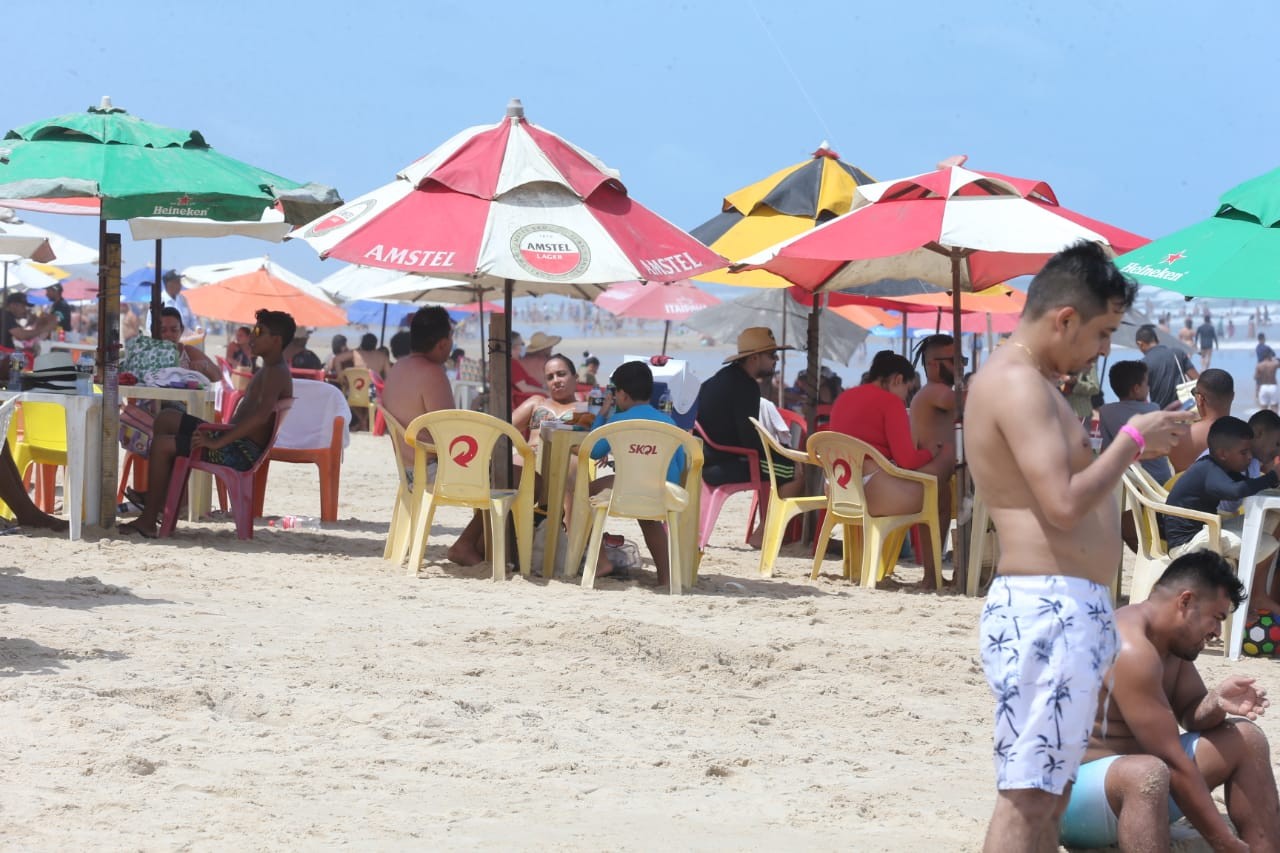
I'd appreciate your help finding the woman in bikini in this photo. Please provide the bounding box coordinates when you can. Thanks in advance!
[828,350,956,587]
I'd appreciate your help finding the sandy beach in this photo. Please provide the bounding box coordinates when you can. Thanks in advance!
[2,334,1277,851]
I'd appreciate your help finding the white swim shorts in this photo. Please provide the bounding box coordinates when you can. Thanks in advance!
[1260,384,1278,407]
[979,574,1118,795]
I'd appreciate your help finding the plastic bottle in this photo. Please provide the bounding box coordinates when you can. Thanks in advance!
[7,352,23,391]
[268,515,321,531]
[75,353,95,395]
[658,387,673,414]
[587,385,605,416]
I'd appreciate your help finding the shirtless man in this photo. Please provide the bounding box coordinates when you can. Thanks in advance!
[1060,552,1280,852]
[910,333,962,564]
[331,333,392,381]
[120,309,295,538]
[967,242,1189,852]
[381,307,485,566]
[1256,354,1279,412]
[1169,369,1234,473]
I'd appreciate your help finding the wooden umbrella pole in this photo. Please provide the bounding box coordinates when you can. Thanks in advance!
[151,240,163,338]
[661,320,670,356]
[951,251,970,593]
[801,295,823,545]
[98,226,122,528]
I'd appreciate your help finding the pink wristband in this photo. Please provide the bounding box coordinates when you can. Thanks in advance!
[1118,424,1145,458]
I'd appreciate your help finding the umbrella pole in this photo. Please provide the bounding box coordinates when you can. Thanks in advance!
[97,222,122,529]
[661,320,670,356]
[2,260,8,303]
[379,303,388,347]
[780,295,788,401]
[477,287,488,392]
[150,240,163,338]
[801,295,823,545]
[900,310,908,357]
[951,252,970,594]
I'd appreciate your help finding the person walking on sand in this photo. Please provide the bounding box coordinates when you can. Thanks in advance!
[966,241,1190,852]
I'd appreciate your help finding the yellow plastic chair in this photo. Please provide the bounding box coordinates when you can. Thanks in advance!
[564,420,704,594]
[377,404,433,564]
[748,416,827,577]
[0,396,22,520]
[402,410,535,581]
[965,490,999,597]
[341,367,376,429]
[807,431,944,589]
[1122,465,1221,604]
[10,401,68,513]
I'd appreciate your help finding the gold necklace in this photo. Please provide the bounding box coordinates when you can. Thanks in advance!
[1010,340,1051,378]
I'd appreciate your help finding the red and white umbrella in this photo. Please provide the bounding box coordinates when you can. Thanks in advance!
[292,99,724,422]
[293,100,724,296]
[593,280,721,354]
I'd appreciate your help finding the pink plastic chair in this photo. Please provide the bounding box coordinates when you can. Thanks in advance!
[157,399,293,540]
[692,420,766,549]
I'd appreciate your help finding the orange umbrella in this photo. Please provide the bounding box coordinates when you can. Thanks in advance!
[184,267,347,327]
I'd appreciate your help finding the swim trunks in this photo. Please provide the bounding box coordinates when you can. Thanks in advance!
[980,574,1118,795]
[175,413,263,472]
[1059,733,1200,848]
[1260,384,1278,407]
[403,461,437,490]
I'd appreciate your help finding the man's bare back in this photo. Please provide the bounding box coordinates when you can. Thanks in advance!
[382,352,454,465]
[354,347,390,379]
[967,345,1122,586]
[1257,358,1279,386]
[229,360,292,449]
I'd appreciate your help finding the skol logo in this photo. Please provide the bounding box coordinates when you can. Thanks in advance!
[628,443,658,455]
[832,458,853,488]
[449,435,479,467]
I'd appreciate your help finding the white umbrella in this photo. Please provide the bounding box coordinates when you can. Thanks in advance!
[0,207,95,264]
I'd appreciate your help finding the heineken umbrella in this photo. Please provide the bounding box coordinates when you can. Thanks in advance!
[691,143,877,289]
[1114,166,1280,299]
[292,98,724,432]
[593,280,721,354]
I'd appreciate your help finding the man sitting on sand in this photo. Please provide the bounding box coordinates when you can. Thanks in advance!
[1169,369,1234,473]
[120,310,295,538]
[1060,552,1280,851]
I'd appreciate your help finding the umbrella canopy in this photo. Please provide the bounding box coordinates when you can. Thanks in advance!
[593,280,720,321]
[680,288,869,365]
[691,143,876,289]
[292,99,724,295]
[343,299,420,327]
[735,159,1148,292]
[181,257,336,304]
[1114,166,1280,299]
[0,207,96,264]
[183,266,348,327]
[0,98,340,224]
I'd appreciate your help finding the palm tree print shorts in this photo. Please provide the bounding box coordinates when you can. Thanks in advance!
[979,574,1118,795]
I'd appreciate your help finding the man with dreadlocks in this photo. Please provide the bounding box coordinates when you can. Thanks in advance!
[910,333,963,574]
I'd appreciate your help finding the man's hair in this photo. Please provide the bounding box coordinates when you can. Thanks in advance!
[237,325,251,336]
[611,360,654,402]
[1153,550,1245,611]
[1134,324,1159,345]
[409,306,452,353]
[450,347,465,360]
[330,334,347,355]
[1248,408,1280,435]
[254,309,296,347]
[360,333,378,351]
[162,269,181,283]
[864,350,915,384]
[389,330,411,360]
[1022,241,1137,322]
[159,306,184,331]
[1196,368,1234,408]
[545,352,576,377]
[1108,359,1148,399]
[912,333,954,366]
[1207,415,1253,453]
[1260,333,1268,342]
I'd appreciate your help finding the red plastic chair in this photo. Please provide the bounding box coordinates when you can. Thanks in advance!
[290,367,326,381]
[692,420,766,549]
[157,399,293,540]
[370,372,386,436]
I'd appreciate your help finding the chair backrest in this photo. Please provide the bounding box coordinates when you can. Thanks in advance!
[17,401,68,452]
[1121,467,1170,558]
[341,367,374,407]
[197,398,293,476]
[0,395,21,446]
[748,416,793,492]
[579,419,704,518]
[692,420,759,464]
[290,367,326,381]
[807,430,873,515]
[778,407,807,441]
[404,409,534,504]
[275,379,350,451]
[376,403,417,496]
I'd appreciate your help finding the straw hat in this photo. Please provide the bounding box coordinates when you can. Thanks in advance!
[723,327,794,364]
[525,331,561,355]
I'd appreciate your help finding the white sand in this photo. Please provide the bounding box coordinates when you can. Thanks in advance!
[2,340,1274,849]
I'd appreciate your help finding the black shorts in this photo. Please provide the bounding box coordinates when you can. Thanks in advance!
[703,458,751,487]
[175,414,263,472]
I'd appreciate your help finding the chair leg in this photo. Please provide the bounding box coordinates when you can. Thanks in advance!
[926,521,945,590]
[564,496,594,581]
[811,513,838,579]
[157,459,193,538]
[667,509,684,595]
[320,457,339,522]
[860,525,885,588]
[227,475,255,540]
[514,507,534,578]
[385,489,411,562]
[843,525,859,580]
[405,495,438,576]
[489,501,508,582]
[581,505,610,589]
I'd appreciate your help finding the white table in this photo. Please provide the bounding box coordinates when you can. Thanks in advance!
[0,390,102,541]
[119,385,220,523]
[1229,490,1280,660]
[46,342,97,355]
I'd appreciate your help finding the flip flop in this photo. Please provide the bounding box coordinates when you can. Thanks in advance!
[118,521,157,539]
[124,487,146,506]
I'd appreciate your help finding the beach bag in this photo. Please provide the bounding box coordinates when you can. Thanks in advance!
[120,336,180,377]
[118,401,157,456]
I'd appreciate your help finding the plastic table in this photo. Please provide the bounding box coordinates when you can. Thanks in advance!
[1228,490,1280,660]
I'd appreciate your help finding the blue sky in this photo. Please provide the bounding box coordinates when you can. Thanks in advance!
[5,0,1279,286]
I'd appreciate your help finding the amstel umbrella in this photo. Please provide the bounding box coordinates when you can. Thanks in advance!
[293,98,724,425]
[183,266,347,328]
[691,143,876,289]
[593,280,720,354]
[1114,166,1280,299]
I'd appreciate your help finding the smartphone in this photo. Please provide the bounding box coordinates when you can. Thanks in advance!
[1178,395,1202,422]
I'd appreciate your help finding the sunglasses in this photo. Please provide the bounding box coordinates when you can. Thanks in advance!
[930,356,969,365]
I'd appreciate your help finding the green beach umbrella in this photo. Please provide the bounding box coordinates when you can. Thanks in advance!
[1115,167,1280,299]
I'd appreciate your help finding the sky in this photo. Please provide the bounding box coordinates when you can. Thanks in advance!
[4,0,1280,289]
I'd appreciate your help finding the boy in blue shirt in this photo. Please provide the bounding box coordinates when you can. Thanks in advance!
[589,360,686,586]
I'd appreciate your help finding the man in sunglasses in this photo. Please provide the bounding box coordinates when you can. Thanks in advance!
[121,309,295,538]
[910,334,964,586]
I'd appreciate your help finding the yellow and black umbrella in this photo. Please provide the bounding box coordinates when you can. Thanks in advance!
[692,144,875,288]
